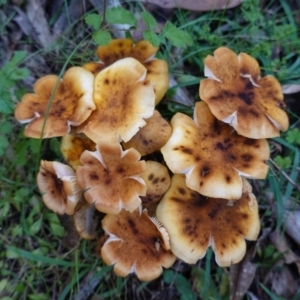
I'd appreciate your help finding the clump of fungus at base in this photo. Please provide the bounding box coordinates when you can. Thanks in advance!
[14,40,289,280]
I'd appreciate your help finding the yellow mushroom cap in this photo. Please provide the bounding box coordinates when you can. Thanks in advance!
[156,174,260,267]
[200,47,289,139]
[161,101,270,200]
[81,57,155,143]
[15,67,95,138]
[76,141,146,215]
[123,110,172,156]
[101,208,176,281]
[140,161,171,205]
[60,134,96,170]
[83,39,169,104]
[37,160,81,215]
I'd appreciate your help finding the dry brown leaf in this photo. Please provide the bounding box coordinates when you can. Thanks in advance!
[269,230,300,265]
[26,0,54,48]
[270,266,298,299]
[53,0,90,38]
[139,0,243,11]
[284,210,300,246]
[230,244,257,300]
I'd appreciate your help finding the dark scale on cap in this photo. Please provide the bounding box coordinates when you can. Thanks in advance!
[211,119,222,136]
[225,175,231,183]
[200,165,210,177]
[184,218,191,223]
[241,154,253,162]
[128,218,139,235]
[178,187,186,195]
[148,173,154,181]
[195,156,201,162]
[180,146,193,155]
[116,166,125,174]
[238,92,253,105]
[249,108,259,117]
[228,154,237,161]
[142,139,149,146]
[245,81,254,90]
[89,172,99,181]
[241,213,249,219]
[243,139,255,146]
[152,177,159,185]
[208,204,222,219]
[192,194,209,207]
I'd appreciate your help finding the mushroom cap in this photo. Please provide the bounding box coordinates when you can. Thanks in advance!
[140,161,171,205]
[123,110,172,156]
[96,39,158,65]
[83,39,169,104]
[37,160,81,215]
[60,134,96,169]
[73,199,97,240]
[101,208,176,281]
[199,47,289,139]
[156,174,260,267]
[14,67,95,138]
[76,141,147,215]
[80,57,155,143]
[144,59,169,105]
[161,101,270,200]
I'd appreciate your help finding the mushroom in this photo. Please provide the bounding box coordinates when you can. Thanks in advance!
[161,101,270,200]
[14,67,95,138]
[140,161,171,205]
[60,134,96,169]
[101,207,176,281]
[123,110,172,156]
[76,141,146,215]
[83,39,169,104]
[199,47,289,139]
[37,160,81,215]
[79,57,155,143]
[156,174,260,267]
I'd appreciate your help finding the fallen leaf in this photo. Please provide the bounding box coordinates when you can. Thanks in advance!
[284,210,300,246]
[139,0,243,11]
[282,84,300,94]
[269,230,300,265]
[230,243,257,300]
[26,0,54,48]
[270,266,298,299]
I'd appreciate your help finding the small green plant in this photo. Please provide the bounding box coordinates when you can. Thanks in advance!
[84,7,193,48]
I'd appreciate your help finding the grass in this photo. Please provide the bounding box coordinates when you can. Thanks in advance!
[1,0,300,299]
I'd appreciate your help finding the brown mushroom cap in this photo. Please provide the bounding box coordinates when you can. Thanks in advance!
[83,39,169,104]
[101,208,176,281]
[123,110,172,156]
[60,134,96,169]
[80,57,155,143]
[161,101,270,200]
[37,160,81,215]
[156,174,260,267]
[76,141,146,214]
[14,67,95,138]
[140,161,171,205]
[199,47,289,139]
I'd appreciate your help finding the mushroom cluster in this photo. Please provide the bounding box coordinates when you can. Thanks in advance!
[14,41,289,281]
